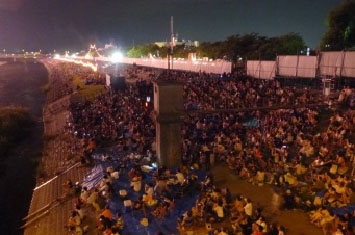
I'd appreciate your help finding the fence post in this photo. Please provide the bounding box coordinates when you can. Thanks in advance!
[296,53,300,78]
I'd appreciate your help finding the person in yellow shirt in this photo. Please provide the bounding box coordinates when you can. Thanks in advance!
[244,198,253,217]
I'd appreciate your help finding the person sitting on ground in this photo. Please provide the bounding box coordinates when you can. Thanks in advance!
[133,196,143,210]
[154,177,170,196]
[176,169,185,185]
[75,205,85,220]
[98,215,112,231]
[145,183,154,196]
[142,193,157,207]
[101,205,112,221]
[113,213,124,231]
[130,176,142,192]
[151,201,169,218]
[68,225,83,235]
[244,198,253,217]
[64,179,74,196]
[213,201,225,222]
[68,211,81,228]
[180,211,194,229]
[80,187,89,203]
[283,189,296,209]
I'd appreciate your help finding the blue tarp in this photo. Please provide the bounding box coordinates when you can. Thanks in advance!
[314,190,355,218]
[108,167,204,235]
[82,152,205,235]
[329,204,355,217]
[82,164,105,190]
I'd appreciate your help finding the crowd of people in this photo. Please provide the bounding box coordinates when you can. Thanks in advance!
[58,63,354,235]
[177,175,287,235]
[180,73,354,234]
[184,77,317,110]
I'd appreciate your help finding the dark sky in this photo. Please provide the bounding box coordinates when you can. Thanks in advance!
[0,0,343,52]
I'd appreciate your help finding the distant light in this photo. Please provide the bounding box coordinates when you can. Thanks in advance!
[110,51,123,63]
[54,54,60,59]
[71,53,77,58]
[84,53,92,59]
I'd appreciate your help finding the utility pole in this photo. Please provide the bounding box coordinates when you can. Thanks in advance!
[171,16,174,71]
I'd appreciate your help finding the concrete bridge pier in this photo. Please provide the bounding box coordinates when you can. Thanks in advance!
[153,80,183,168]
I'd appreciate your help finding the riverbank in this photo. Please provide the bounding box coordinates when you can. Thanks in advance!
[0,60,47,235]
[24,60,91,235]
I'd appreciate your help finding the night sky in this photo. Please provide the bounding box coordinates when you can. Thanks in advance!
[0,0,343,52]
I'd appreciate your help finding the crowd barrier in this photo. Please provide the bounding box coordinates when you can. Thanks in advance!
[247,60,276,79]
[91,57,232,74]
[64,51,355,79]
[277,55,318,78]
[320,51,355,78]
[122,58,232,74]
[246,51,355,80]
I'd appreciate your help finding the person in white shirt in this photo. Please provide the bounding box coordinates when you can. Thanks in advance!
[278,225,285,235]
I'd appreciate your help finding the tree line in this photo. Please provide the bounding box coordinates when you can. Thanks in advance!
[127,32,306,62]
[126,0,355,62]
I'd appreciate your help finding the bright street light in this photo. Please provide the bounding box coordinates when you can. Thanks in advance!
[110,51,123,63]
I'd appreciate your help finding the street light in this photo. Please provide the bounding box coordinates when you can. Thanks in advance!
[110,51,124,63]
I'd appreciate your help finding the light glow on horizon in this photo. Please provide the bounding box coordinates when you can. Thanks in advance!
[54,55,98,72]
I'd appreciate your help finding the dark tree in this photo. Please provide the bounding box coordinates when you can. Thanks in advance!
[321,0,355,50]
[127,32,306,62]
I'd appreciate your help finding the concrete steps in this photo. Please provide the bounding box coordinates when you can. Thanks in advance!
[24,165,89,235]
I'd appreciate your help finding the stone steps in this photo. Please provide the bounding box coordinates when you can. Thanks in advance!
[24,165,89,235]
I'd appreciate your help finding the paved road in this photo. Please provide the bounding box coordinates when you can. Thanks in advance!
[0,60,47,235]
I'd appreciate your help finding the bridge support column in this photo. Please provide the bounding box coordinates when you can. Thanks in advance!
[153,80,183,168]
